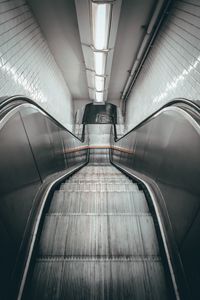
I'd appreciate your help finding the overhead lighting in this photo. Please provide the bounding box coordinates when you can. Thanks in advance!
[95,75,105,91]
[95,91,104,102]
[94,51,106,75]
[75,0,121,103]
[91,1,112,102]
[92,2,111,50]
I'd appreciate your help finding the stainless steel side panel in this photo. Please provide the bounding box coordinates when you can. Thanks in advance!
[0,104,88,299]
[111,107,200,298]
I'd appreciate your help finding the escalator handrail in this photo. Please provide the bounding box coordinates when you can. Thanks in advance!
[0,95,86,143]
[2,96,199,144]
[113,98,200,142]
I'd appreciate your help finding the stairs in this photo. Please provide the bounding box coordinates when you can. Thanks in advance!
[25,165,174,299]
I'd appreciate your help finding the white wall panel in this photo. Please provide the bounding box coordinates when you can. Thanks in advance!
[0,0,73,128]
[126,0,200,130]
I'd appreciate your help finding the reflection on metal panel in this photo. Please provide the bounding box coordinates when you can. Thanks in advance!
[0,100,88,299]
[111,105,200,298]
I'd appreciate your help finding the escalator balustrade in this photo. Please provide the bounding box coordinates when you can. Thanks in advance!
[24,165,175,300]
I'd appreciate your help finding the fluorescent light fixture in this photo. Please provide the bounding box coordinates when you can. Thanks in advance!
[95,75,105,91]
[94,51,106,75]
[95,91,104,102]
[92,3,111,50]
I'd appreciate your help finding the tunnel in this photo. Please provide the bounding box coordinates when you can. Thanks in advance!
[0,0,200,299]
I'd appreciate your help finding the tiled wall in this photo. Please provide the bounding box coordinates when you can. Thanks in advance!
[126,0,200,129]
[0,0,73,128]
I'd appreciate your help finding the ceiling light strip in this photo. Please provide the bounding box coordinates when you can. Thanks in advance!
[75,0,121,103]
[91,1,113,102]
[95,75,105,91]
[92,2,111,51]
[89,1,112,102]
[94,51,107,76]
[95,91,104,102]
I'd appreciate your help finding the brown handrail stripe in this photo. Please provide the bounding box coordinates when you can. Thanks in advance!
[64,145,134,155]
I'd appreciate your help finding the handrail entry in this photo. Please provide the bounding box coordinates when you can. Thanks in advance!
[113,98,200,142]
[0,95,86,143]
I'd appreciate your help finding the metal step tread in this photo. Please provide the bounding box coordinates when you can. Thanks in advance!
[28,258,171,300]
[68,175,129,180]
[49,191,149,214]
[26,165,173,300]
[38,214,160,257]
[60,182,139,192]
[46,212,151,216]
[36,255,161,261]
[76,166,122,174]
[67,177,131,182]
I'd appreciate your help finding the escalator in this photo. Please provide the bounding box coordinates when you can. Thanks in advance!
[0,96,200,299]
[24,164,175,299]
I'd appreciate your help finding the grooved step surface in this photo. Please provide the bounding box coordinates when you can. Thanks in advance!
[29,259,169,300]
[26,165,174,299]
[60,182,138,192]
[38,215,159,257]
[49,191,149,214]
[68,178,131,183]
[74,166,121,174]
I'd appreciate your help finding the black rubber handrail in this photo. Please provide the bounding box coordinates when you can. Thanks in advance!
[1,96,200,144]
[113,98,200,142]
[0,95,86,143]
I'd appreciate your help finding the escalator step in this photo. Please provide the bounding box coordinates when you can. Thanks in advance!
[75,166,123,175]
[28,258,170,300]
[38,215,159,257]
[67,178,131,183]
[25,165,174,300]
[60,183,139,192]
[49,191,149,214]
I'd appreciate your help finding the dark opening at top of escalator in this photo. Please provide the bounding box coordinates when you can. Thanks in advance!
[82,103,117,124]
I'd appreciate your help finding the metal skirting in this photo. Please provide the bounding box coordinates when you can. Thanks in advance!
[24,165,175,299]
